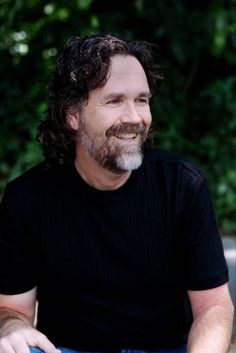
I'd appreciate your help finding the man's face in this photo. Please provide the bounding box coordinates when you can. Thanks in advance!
[75,54,152,173]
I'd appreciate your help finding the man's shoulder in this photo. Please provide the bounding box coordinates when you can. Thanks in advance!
[4,161,66,198]
[6,161,47,189]
[144,148,204,180]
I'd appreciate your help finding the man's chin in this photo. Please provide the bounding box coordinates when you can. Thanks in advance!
[112,153,143,173]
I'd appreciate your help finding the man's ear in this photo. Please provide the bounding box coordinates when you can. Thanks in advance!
[67,107,79,131]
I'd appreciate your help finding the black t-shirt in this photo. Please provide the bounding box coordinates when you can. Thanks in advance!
[0,148,228,350]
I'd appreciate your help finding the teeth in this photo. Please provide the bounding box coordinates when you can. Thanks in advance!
[116,134,137,139]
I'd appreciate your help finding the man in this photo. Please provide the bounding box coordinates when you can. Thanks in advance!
[0,33,234,353]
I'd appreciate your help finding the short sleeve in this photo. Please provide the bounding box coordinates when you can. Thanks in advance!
[177,173,229,290]
[0,183,38,294]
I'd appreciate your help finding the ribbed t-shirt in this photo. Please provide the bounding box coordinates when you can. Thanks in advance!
[0,148,228,351]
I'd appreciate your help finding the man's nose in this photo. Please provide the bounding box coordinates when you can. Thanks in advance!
[120,103,142,124]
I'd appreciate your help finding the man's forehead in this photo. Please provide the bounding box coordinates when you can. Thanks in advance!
[87,55,150,100]
[104,56,150,89]
[109,54,145,74]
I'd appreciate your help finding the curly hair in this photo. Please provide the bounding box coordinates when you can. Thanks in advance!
[37,33,163,165]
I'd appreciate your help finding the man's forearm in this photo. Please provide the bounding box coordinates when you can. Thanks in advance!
[0,307,59,353]
[0,308,31,336]
[187,304,234,353]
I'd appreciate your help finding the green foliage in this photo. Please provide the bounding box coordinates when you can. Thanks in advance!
[1,0,236,233]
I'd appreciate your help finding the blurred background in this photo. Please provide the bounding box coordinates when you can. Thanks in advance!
[1,0,236,234]
[0,0,236,347]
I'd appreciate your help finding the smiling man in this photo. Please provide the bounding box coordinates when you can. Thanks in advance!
[68,54,152,189]
[0,33,234,353]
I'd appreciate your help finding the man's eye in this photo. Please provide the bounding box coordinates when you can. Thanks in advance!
[107,99,121,104]
[137,98,149,104]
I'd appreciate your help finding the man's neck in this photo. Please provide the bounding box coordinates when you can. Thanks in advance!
[74,150,132,191]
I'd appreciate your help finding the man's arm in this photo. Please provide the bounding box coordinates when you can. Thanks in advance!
[0,287,60,353]
[187,283,234,353]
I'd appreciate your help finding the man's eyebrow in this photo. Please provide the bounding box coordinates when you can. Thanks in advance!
[103,93,124,101]
[103,92,152,100]
[138,92,152,98]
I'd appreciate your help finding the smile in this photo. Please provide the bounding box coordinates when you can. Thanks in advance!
[115,133,137,139]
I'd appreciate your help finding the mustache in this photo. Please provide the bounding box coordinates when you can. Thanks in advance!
[106,123,146,137]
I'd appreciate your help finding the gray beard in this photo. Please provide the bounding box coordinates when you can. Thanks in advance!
[78,118,146,173]
[80,132,144,174]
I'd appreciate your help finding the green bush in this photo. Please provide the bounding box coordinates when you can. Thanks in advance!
[1,0,235,233]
